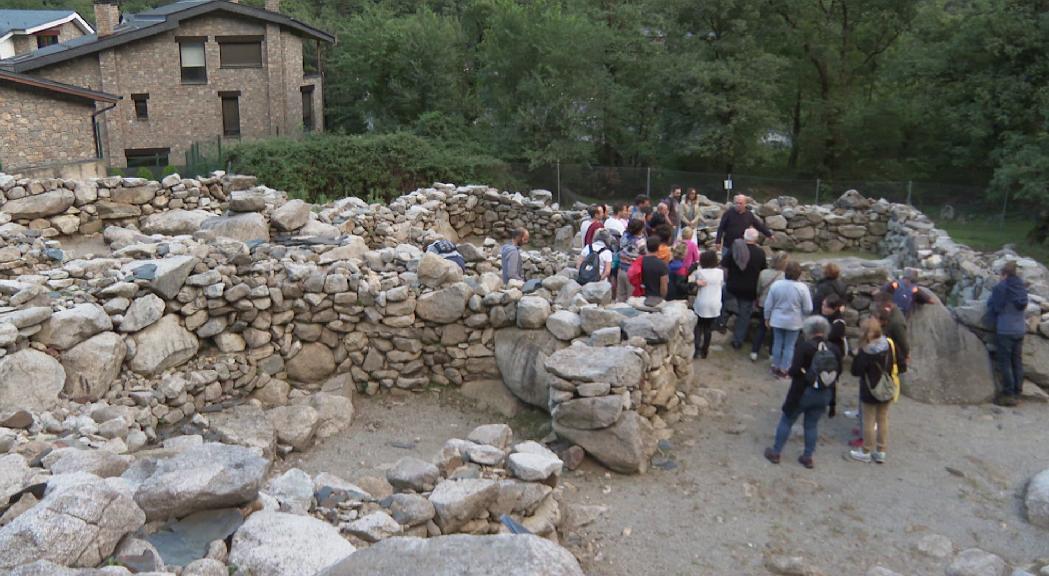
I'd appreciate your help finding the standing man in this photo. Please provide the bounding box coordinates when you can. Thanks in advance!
[631,194,651,221]
[640,235,669,307]
[665,185,683,238]
[722,228,767,349]
[987,260,1028,406]
[715,194,774,258]
[604,204,629,236]
[501,228,529,284]
[583,205,605,247]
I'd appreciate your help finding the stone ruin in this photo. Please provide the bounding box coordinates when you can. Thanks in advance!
[0,171,1046,574]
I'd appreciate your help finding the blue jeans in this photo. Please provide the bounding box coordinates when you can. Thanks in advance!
[732,297,755,347]
[773,387,832,457]
[771,328,800,371]
[751,311,772,355]
[996,334,1024,397]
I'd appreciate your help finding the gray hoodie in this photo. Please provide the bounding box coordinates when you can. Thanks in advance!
[500,243,523,283]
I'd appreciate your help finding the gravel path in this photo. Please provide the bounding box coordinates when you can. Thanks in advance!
[288,333,1049,575]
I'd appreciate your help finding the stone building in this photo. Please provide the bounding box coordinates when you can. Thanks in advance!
[0,69,119,173]
[0,9,93,60]
[0,0,333,170]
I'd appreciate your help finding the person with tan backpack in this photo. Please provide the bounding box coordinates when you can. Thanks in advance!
[848,318,900,464]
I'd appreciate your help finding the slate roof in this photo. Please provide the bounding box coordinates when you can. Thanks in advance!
[0,9,92,39]
[0,68,120,102]
[0,0,333,73]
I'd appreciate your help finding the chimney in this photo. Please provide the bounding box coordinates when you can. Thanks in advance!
[94,1,120,37]
[265,0,280,13]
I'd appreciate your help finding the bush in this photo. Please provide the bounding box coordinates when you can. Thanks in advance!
[225,133,509,203]
[135,167,154,180]
[161,165,178,177]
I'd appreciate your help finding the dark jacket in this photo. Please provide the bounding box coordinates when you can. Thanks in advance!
[851,337,895,405]
[987,275,1029,337]
[715,208,772,245]
[882,306,909,372]
[783,336,842,415]
[823,311,848,357]
[724,244,767,300]
[812,278,847,312]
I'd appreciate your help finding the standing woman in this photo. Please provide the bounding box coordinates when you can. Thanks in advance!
[690,250,723,358]
[848,318,898,464]
[752,252,788,362]
[681,188,703,231]
[764,261,813,379]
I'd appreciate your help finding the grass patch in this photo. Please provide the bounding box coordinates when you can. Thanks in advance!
[939,219,1049,264]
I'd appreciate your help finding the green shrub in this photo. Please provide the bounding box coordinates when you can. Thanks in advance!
[161,165,178,177]
[135,167,154,180]
[225,133,509,203]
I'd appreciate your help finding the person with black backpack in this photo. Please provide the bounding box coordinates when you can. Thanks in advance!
[764,315,842,469]
[577,229,614,285]
[848,318,899,464]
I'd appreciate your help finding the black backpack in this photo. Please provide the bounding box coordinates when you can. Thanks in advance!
[806,341,839,389]
[577,244,608,285]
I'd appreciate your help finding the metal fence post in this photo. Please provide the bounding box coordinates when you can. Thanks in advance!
[646,167,651,198]
[556,161,561,206]
[815,178,821,205]
[1001,190,1009,227]
[906,180,913,206]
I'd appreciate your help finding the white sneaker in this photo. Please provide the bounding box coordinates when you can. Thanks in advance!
[848,449,872,463]
[843,409,859,419]
[749,352,758,362]
[872,451,886,464]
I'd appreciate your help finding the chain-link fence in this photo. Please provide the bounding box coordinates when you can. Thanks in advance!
[487,161,1025,226]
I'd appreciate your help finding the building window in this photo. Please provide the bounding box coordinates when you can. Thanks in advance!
[179,39,207,84]
[125,148,170,168]
[132,93,149,120]
[220,92,241,137]
[303,39,320,77]
[36,35,58,49]
[301,85,314,132]
[218,37,263,68]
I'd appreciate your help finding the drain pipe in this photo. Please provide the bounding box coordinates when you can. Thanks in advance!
[92,101,119,161]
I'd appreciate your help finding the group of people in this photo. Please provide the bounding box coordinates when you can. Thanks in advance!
[498,188,1033,469]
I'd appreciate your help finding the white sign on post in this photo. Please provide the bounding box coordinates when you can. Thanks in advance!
[724,179,733,190]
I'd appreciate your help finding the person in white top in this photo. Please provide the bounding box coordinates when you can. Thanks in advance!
[579,229,615,281]
[604,203,629,236]
[689,250,724,359]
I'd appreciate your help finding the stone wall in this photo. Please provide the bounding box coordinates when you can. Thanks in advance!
[0,83,99,172]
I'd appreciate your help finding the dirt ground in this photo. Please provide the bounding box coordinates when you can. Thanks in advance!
[289,332,1049,576]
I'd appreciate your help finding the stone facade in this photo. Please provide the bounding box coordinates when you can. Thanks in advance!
[20,8,326,167]
[0,83,98,171]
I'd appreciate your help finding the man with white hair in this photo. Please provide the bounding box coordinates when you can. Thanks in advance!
[721,227,767,349]
[715,194,774,256]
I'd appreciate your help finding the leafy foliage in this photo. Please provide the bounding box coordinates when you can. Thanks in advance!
[225,133,508,202]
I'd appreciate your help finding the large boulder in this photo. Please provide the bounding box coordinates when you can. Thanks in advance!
[229,511,355,576]
[34,303,112,351]
[428,479,498,533]
[494,328,567,410]
[125,255,199,300]
[544,345,644,388]
[0,476,145,569]
[141,209,214,235]
[272,199,310,231]
[0,349,65,412]
[416,282,471,324]
[285,342,336,383]
[201,212,269,242]
[267,405,319,451]
[553,410,654,474]
[318,236,369,264]
[903,304,995,404]
[1022,336,1049,389]
[129,315,198,375]
[132,442,269,521]
[516,297,551,329]
[1,189,75,219]
[1026,468,1049,529]
[60,332,127,401]
[207,403,277,456]
[119,294,165,333]
[318,534,585,576]
[552,396,624,430]
[229,190,268,212]
[417,252,464,288]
